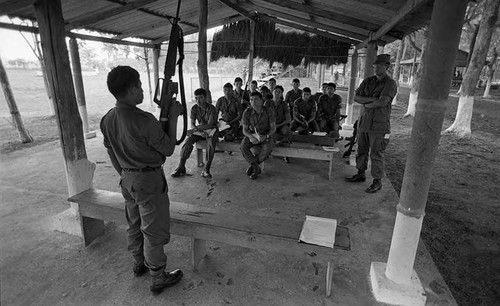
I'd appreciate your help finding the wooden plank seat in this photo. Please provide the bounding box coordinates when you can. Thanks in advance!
[290,133,337,146]
[196,140,340,180]
[69,188,350,297]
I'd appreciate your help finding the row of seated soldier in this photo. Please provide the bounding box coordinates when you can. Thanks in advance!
[170,78,342,180]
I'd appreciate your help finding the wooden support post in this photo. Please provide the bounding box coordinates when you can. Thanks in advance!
[247,20,255,84]
[318,64,325,89]
[197,148,204,167]
[34,0,96,237]
[80,215,105,246]
[0,56,33,143]
[364,42,377,79]
[152,44,160,114]
[69,37,94,138]
[153,44,160,86]
[343,48,358,130]
[370,0,468,304]
[198,0,211,103]
[191,237,207,271]
[326,261,334,297]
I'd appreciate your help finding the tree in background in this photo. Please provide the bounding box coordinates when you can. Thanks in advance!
[483,45,498,98]
[133,43,153,106]
[14,18,55,115]
[404,28,429,117]
[0,57,33,143]
[445,0,500,137]
[392,37,406,105]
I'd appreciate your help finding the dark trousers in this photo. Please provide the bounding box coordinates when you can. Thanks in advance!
[291,119,319,133]
[180,132,218,171]
[319,118,340,138]
[219,122,240,142]
[240,136,274,165]
[275,124,292,142]
[120,169,170,276]
[355,131,389,179]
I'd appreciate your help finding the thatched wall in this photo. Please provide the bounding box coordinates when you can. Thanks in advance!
[210,19,351,67]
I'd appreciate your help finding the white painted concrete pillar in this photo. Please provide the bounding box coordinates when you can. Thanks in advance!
[369,0,469,304]
[343,48,358,130]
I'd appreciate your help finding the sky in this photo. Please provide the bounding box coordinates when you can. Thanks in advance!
[0,15,221,63]
[0,19,38,61]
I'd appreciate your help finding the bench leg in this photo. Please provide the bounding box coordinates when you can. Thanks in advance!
[328,159,333,181]
[191,237,206,271]
[79,215,105,247]
[326,261,334,297]
[197,148,205,167]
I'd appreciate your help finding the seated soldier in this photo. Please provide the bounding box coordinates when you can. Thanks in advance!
[290,87,319,134]
[268,85,291,144]
[216,82,242,142]
[233,77,249,110]
[268,77,277,93]
[172,88,218,179]
[269,85,292,163]
[249,80,259,94]
[313,82,328,102]
[285,78,302,112]
[317,82,342,139]
[240,92,276,180]
[260,85,274,108]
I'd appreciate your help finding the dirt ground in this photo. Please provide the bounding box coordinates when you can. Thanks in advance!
[1,72,499,305]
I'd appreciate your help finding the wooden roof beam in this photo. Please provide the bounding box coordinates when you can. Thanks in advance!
[245,3,367,41]
[357,0,430,48]
[0,22,155,48]
[0,0,33,13]
[263,0,380,32]
[257,14,359,45]
[182,14,247,36]
[217,0,256,20]
[151,14,246,44]
[65,0,159,31]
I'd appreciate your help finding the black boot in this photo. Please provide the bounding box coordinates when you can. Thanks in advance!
[365,179,382,193]
[133,262,148,277]
[249,163,261,180]
[345,171,366,182]
[150,269,184,294]
[246,165,254,176]
[171,165,186,177]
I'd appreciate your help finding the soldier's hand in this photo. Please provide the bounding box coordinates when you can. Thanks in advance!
[169,100,184,118]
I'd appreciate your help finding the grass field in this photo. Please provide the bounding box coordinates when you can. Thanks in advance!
[1,68,499,305]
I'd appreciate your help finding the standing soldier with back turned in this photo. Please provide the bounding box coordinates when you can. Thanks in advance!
[100,66,183,295]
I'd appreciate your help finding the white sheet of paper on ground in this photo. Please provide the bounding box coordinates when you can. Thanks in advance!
[299,215,337,248]
[312,132,327,136]
[217,120,230,131]
[322,146,340,152]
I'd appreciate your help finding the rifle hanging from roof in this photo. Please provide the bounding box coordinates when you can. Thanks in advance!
[153,0,188,145]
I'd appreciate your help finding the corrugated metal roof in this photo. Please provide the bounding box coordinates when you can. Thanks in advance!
[0,0,435,46]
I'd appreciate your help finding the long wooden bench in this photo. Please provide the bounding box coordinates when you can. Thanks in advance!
[290,133,337,146]
[196,140,340,180]
[69,188,350,297]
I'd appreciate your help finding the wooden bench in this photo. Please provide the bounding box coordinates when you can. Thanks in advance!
[196,141,340,180]
[69,188,351,297]
[290,133,336,146]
